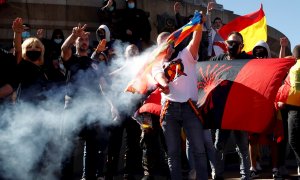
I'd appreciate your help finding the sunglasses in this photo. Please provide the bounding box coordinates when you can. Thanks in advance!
[226,40,242,46]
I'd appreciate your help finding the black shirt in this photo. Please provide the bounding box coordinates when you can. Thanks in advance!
[210,51,255,61]
[64,54,103,98]
[0,48,18,89]
[17,60,49,103]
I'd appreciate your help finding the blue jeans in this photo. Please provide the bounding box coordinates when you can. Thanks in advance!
[214,129,250,180]
[187,129,217,178]
[161,101,208,180]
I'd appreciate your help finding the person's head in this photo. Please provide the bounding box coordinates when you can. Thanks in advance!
[157,32,170,45]
[125,44,139,59]
[226,31,244,58]
[293,45,300,59]
[22,23,31,40]
[51,29,65,44]
[156,32,175,60]
[252,40,271,59]
[96,25,111,42]
[75,34,90,54]
[21,37,45,65]
[213,17,223,30]
[126,0,136,9]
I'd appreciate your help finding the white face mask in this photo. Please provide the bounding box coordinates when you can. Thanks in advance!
[54,38,63,44]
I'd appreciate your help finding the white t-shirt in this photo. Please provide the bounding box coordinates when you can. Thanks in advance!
[152,48,198,103]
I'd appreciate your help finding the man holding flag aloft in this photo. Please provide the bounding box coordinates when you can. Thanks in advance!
[152,11,208,180]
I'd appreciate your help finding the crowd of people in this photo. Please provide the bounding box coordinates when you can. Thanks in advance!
[0,0,300,180]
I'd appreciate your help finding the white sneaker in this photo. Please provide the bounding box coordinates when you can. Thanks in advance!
[298,166,300,176]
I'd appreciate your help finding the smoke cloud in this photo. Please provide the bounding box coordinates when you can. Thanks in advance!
[0,41,157,180]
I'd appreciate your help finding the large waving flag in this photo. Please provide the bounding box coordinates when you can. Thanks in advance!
[125,11,203,94]
[276,59,300,106]
[218,4,267,53]
[197,58,295,133]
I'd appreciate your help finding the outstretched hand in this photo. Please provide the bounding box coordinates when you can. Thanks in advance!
[174,2,181,14]
[12,17,23,33]
[72,23,89,38]
[207,2,215,13]
[96,39,107,53]
[36,29,45,39]
[101,0,113,10]
[280,37,288,47]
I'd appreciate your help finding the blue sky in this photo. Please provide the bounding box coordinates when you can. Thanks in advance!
[217,0,299,49]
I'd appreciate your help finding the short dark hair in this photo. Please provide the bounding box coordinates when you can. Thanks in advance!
[213,17,222,24]
[22,23,30,28]
[228,31,243,43]
[293,45,300,59]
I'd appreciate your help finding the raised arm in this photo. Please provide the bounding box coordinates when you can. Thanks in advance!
[206,2,214,31]
[12,17,23,64]
[61,23,87,61]
[279,37,288,58]
[187,13,203,60]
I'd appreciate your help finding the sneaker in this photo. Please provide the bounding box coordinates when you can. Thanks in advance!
[250,170,259,179]
[278,166,289,176]
[298,166,300,176]
[188,168,196,180]
[272,168,282,179]
[256,162,262,171]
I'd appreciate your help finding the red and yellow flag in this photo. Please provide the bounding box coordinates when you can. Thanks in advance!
[219,4,267,53]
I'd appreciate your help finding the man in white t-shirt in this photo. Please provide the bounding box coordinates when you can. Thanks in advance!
[152,22,208,180]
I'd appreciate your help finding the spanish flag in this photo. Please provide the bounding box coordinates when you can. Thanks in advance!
[197,58,295,133]
[276,59,300,106]
[219,4,267,53]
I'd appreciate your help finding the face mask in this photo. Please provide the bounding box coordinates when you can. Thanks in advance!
[98,34,106,40]
[128,2,135,9]
[26,51,41,62]
[254,51,268,59]
[54,38,63,44]
[22,31,30,39]
[227,41,241,57]
[108,6,114,11]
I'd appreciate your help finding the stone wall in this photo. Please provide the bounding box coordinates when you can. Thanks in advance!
[0,0,291,55]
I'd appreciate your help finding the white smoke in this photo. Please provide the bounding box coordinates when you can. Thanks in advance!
[0,42,157,180]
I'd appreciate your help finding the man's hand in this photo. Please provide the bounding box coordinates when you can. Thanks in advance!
[207,2,215,13]
[96,39,107,53]
[12,17,23,33]
[158,84,170,94]
[36,29,45,39]
[277,102,285,109]
[174,2,181,14]
[72,23,89,38]
[101,0,113,10]
[280,37,288,47]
